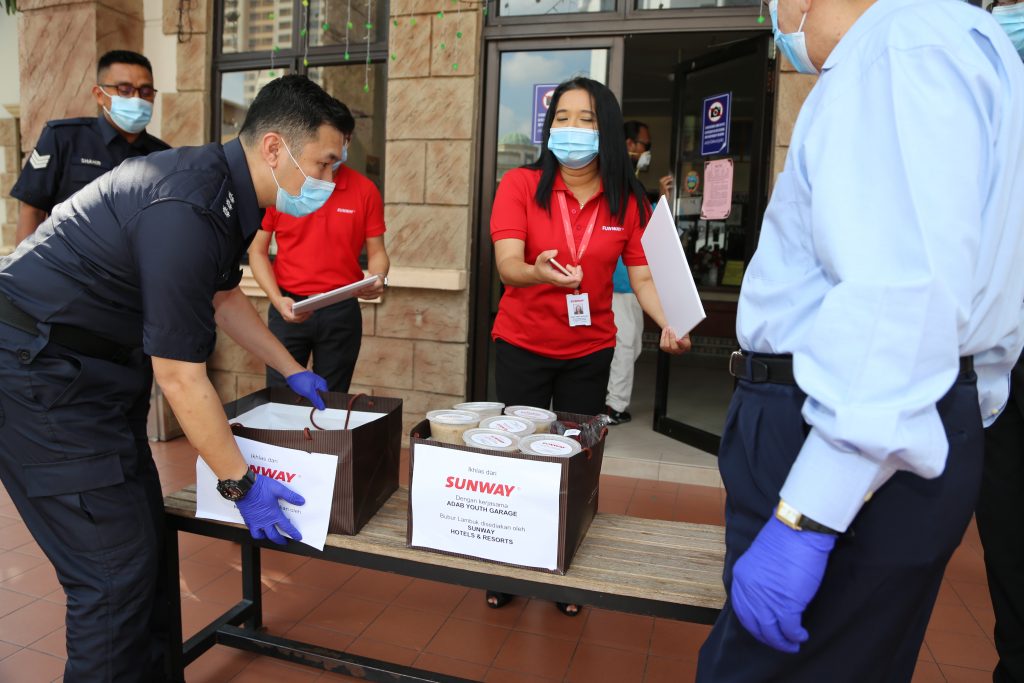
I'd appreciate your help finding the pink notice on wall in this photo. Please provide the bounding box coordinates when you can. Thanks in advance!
[700,158,734,221]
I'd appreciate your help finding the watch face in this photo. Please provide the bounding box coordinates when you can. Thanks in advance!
[217,480,245,501]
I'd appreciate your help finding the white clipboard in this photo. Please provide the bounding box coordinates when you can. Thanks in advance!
[291,275,380,314]
[640,197,706,336]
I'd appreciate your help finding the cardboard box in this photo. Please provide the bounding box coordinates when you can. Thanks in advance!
[406,412,606,574]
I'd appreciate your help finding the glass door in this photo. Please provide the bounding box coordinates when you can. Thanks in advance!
[653,35,774,452]
[470,38,624,399]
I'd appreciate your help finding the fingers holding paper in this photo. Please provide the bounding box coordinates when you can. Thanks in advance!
[356,273,386,300]
[276,296,313,324]
[660,327,692,355]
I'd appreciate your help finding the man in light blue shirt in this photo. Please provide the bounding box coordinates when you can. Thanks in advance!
[697,0,1024,680]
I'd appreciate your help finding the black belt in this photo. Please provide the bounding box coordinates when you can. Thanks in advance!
[728,350,974,385]
[0,295,137,365]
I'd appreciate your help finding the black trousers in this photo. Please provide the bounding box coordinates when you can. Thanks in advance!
[697,371,983,683]
[494,339,613,416]
[267,294,362,393]
[977,358,1024,683]
[0,323,167,683]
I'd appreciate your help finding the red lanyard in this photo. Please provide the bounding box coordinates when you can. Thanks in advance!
[556,192,598,267]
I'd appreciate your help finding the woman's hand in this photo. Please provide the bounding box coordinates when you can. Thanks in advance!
[660,327,692,355]
[535,250,583,289]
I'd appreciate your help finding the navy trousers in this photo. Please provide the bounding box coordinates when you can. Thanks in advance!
[267,294,362,393]
[977,356,1024,683]
[0,323,167,683]
[697,372,983,683]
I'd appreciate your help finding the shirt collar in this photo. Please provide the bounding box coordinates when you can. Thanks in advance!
[224,138,262,239]
[97,113,155,150]
[822,0,897,71]
[96,114,121,146]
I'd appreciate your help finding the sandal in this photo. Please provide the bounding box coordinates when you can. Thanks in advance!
[486,590,513,609]
[556,602,581,617]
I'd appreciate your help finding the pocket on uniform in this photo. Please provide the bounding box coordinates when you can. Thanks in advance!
[23,450,124,497]
[28,352,82,409]
[68,162,108,191]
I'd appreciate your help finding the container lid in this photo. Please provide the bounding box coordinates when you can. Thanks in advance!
[462,428,519,450]
[479,416,537,436]
[454,401,505,413]
[426,409,480,425]
[519,434,582,457]
[504,405,558,423]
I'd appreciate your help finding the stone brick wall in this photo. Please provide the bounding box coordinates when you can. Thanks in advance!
[159,0,213,146]
[770,54,816,190]
[0,118,19,251]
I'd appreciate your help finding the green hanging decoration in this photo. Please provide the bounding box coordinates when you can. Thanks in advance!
[756,14,765,23]
[410,17,417,25]
[437,10,444,17]
[274,45,281,51]
[267,11,275,19]
[482,6,488,14]
[363,83,369,92]
[304,57,310,66]
[300,27,307,35]
[347,20,354,28]
[392,18,398,26]
[323,21,330,29]
[452,63,459,71]
[301,0,308,5]
[269,70,276,76]
[456,31,463,38]
[365,21,373,28]
[390,53,397,61]
[440,41,446,49]
[344,51,351,59]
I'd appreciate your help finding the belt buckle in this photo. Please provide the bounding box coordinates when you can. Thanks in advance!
[728,351,744,379]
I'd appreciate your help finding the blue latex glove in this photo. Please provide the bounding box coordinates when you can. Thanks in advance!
[730,515,837,653]
[286,370,327,410]
[235,474,306,545]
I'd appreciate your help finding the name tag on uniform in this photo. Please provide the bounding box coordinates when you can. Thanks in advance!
[566,293,591,327]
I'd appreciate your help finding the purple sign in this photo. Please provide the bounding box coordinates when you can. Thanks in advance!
[532,84,559,144]
[700,92,732,157]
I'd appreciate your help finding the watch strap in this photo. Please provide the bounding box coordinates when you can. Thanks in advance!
[776,500,840,535]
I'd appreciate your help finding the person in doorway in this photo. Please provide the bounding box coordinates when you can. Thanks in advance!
[605,120,667,425]
[487,77,691,616]
[0,74,346,682]
[695,1,1024,681]
[10,50,170,245]
[248,98,389,393]
[977,2,1024,681]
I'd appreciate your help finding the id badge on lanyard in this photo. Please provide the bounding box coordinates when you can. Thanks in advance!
[557,193,597,328]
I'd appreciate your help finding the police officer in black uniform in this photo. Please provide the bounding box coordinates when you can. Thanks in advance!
[0,75,347,682]
[10,49,169,245]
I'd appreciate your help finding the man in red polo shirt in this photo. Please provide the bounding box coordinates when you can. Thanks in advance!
[248,101,389,392]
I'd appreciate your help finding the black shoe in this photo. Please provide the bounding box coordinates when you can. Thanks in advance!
[605,407,632,425]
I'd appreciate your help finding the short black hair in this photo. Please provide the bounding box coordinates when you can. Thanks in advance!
[528,78,649,225]
[239,75,356,150]
[623,120,649,142]
[97,50,153,78]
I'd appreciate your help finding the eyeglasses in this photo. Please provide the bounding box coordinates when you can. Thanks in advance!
[99,83,158,100]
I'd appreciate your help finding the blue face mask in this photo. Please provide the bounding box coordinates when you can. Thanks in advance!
[994,3,1024,60]
[101,89,153,134]
[770,0,818,76]
[331,143,349,173]
[547,127,600,169]
[271,139,336,217]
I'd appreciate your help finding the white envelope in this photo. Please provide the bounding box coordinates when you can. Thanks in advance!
[640,196,707,337]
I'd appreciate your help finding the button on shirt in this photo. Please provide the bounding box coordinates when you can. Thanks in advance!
[0,138,260,362]
[738,0,1024,531]
[490,168,648,360]
[10,115,170,213]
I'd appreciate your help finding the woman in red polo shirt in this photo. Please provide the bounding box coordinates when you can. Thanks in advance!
[488,76,690,615]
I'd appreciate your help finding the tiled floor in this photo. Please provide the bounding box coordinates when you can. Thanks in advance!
[0,437,1001,683]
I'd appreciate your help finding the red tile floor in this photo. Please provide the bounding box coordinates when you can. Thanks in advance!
[0,438,1000,682]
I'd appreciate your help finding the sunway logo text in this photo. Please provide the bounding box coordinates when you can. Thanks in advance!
[445,476,515,497]
[249,465,297,483]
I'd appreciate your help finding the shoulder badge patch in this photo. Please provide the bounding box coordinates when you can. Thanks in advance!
[29,149,50,170]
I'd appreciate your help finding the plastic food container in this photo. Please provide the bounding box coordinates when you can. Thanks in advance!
[479,415,536,437]
[504,406,558,434]
[519,434,583,458]
[462,428,520,452]
[453,401,505,419]
[426,410,481,444]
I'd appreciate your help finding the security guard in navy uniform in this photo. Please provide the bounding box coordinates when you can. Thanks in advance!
[10,49,169,245]
[0,74,347,682]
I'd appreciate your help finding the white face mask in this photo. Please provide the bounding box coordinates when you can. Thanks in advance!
[636,150,652,172]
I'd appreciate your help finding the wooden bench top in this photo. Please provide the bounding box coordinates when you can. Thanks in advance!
[165,485,727,612]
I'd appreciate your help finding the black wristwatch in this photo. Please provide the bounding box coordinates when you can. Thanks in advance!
[775,500,840,535]
[217,469,256,501]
